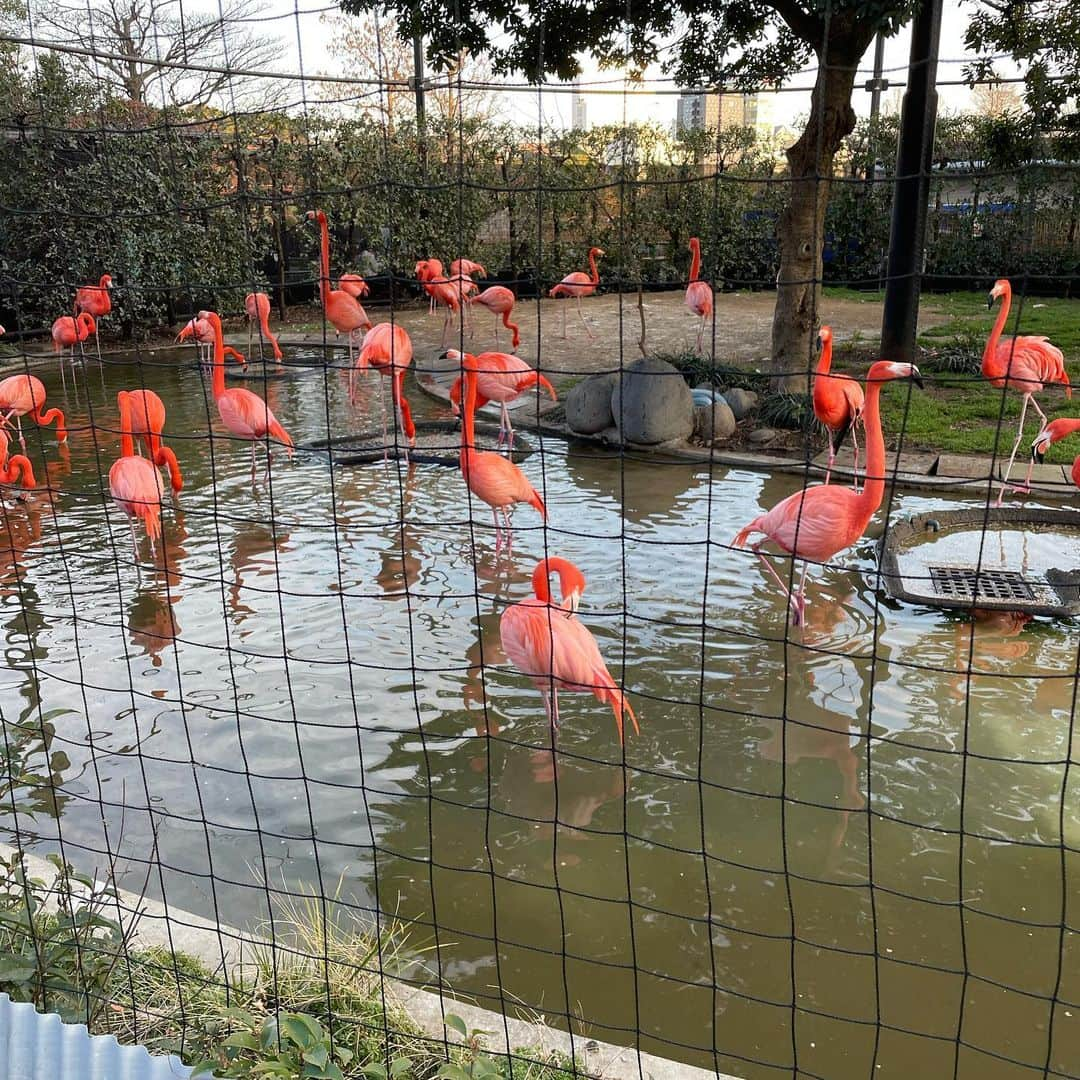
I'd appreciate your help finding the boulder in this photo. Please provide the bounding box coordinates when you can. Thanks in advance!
[611,357,694,445]
[723,388,759,420]
[747,427,780,446]
[694,400,736,442]
[565,373,617,435]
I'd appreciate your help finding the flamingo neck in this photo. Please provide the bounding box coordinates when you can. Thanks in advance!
[531,561,553,603]
[855,379,888,517]
[460,367,477,462]
[117,392,135,458]
[588,250,599,284]
[318,215,331,303]
[1053,418,1080,445]
[210,319,226,400]
[688,241,700,283]
[983,285,1011,375]
[816,336,833,375]
[155,446,183,492]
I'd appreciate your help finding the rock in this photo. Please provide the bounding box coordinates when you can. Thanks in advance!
[747,427,780,446]
[694,400,736,442]
[611,357,694,445]
[723,388,759,420]
[565,373,617,435]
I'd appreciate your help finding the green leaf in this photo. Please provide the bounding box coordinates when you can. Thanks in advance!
[335,1046,355,1066]
[223,1031,260,1050]
[444,1014,469,1039]
[304,1045,329,1068]
[438,1064,472,1080]
[190,1062,219,1078]
[0,958,37,982]
[390,1056,412,1076]
[363,1064,387,1080]
[222,1006,259,1026]
[280,1014,321,1050]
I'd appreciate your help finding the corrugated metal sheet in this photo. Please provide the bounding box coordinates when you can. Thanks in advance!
[0,993,198,1079]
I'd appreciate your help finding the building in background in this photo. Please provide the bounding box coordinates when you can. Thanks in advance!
[571,84,587,130]
[675,92,706,134]
[675,89,777,140]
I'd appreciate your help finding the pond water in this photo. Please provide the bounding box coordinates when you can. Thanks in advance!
[1,346,1078,1080]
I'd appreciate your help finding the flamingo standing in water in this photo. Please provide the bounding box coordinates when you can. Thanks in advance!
[74,273,112,363]
[1031,417,1080,491]
[469,286,520,348]
[0,426,36,499]
[244,292,284,365]
[500,557,639,743]
[354,323,416,457]
[984,278,1070,504]
[813,326,865,487]
[417,260,464,343]
[416,258,444,315]
[177,317,246,373]
[733,360,922,626]
[307,210,372,365]
[0,375,67,448]
[455,350,546,552]
[550,247,603,340]
[109,391,181,561]
[446,350,556,451]
[117,389,184,496]
[202,310,293,484]
[684,237,713,353]
[51,313,95,388]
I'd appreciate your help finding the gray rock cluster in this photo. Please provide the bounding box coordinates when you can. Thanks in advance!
[563,358,759,447]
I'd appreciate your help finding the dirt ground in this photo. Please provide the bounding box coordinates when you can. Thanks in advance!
[280,288,949,390]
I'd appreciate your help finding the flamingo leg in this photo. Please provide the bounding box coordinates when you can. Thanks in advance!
[561,301,568,340]
[493,313,499,343]
[95,330,105,391]
[824,432,836,485]
[576,295,594,340]
[696,314,706,354]
[250,443,258,486]
[59,350,68,391]
[551,688,560,731]
[850,422,861,494]
[129,518,139,566]
[997,394,1032,506]
[502,507,514,554]
[754,548,804,625]
[794,561,809,627]
[504,408,516,453]
[247,321,253,361]
[492,507,503,553]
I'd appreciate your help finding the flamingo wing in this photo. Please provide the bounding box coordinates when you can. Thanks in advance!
[740,484,861,562]
[462,450,545,514]
[685,280,712,318]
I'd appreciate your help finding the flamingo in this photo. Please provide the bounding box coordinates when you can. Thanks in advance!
[201,310,293,484]
[307,210,372,366]
[51,313,95,388]
[416,258,445,315]
[500,557,638,743]
[354,322,416,457]
[1031,417,1080,491]
[74,273,112,363]
[446,350,556,451]
[984,278,1070,505]
[0,375,67,448]
[450,258,487,279]
[469,286,520,348]
[0,426,36,498]
[117,389,183,496]
[733,360,922,626]
[549,246,603,340]
[109,391,180,561]
[455,350,546,553]
[684,237,713,353]
[339,273,370,299]
[177,317,246,373]
[813,326,865,488]
[244,292,284,365]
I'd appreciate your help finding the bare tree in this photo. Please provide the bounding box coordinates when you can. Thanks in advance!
[319,12,500,128]
[32,0,283,110]
[970,81,1023,118]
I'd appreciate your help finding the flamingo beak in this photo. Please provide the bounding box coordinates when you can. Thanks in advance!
[1032,438,1048,463]
[910,365,924,390]
[987,292,995,309]
[565,589,581,616]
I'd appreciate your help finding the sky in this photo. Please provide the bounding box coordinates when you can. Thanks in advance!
[221,0,1013,131]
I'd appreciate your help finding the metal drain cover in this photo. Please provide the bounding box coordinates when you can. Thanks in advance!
[929,565,1037,603]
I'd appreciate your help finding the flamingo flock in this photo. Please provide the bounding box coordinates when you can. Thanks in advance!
[0,228,1071,745]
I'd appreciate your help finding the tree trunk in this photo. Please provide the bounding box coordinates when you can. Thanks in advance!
[770,52,860,392]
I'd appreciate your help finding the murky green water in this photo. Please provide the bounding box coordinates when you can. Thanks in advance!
[1,348,1078,1079]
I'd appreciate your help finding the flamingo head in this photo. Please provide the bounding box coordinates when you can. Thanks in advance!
[589,247,605,258]
[867,360,923,389]
[533,557,586,614]
[304,209,327,229]
[1031,429,1053,463]
[197,310,224,340]
[689,237,700,252]
[817,325,832,350]
[77,313,96,338]
[988,279,1010,308]
[101,274,113,289]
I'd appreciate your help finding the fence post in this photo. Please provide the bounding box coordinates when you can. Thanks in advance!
[880,0,944,364]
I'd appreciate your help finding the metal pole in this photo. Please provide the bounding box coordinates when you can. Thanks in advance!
[880,0,944,363]
[869,33,886,122]
[412,31,427,178]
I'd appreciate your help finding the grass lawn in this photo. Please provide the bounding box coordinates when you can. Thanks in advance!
[825,287,1080,460]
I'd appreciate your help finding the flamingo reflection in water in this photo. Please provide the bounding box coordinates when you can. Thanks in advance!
[127,512,190,668]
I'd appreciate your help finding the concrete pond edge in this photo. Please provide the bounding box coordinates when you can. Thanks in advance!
[0,842,738,1080]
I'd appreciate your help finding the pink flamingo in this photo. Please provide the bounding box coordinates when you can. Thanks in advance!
[450,258,487,279]
[457,351,546,552]
[684,237,713,352]
[74,273,112,362]
[201,310,293,484]
[416,258,444,315]
[110,391,180,561]
[307,210,372,366]
[1031,417,1080,491]
[417,261,464,346]
[0,426,36,498]
[984,278,1070,504]
[733,360,922,626]
[549,246,603,340]
[117,389,184,496]
[339,273,370,299]
[813,326,865,488]
[0,375,67,448]
[177,317,246,373]
[51,312,96,388]
[500,557,639,743]
[446,350,556,450]
[244,292,284,365]
[469,286,520,348]
[354,323,416,457]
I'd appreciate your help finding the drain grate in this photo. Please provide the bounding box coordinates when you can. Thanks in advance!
[929,565,1036,602]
